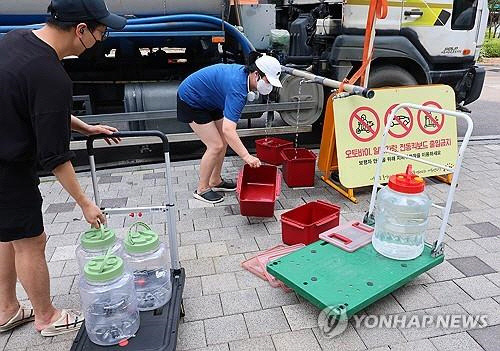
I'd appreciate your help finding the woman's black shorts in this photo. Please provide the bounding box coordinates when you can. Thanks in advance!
[177,94,223,124]
[0,186,44,242]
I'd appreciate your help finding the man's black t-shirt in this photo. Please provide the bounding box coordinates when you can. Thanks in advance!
[0,30,74,191]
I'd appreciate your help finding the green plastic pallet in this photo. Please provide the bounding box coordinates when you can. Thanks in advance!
[267,241,444,317]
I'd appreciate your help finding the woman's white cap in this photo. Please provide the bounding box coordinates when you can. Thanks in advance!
[255,55,282,88]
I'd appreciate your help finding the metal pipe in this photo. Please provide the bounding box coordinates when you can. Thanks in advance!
[280,66,375,99]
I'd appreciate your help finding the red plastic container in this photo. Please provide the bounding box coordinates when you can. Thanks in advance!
[255,137,293,165]
[281,200,341,245]
[237,164,281,217]
[280,148,317,187]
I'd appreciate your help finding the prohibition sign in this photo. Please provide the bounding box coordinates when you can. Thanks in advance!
[384,104,414,139]
[417,101,445,135]
[349,106,380,142]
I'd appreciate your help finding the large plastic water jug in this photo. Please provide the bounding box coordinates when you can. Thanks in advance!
[372,165,431,260]
[123,222,171,311]
[79,255,140,346]
[76,226,123,274]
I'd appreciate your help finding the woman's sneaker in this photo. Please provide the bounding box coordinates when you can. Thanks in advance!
[193,189,224,204]
[211,179,237,192]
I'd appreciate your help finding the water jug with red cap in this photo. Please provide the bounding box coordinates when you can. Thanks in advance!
[372,164,431,260]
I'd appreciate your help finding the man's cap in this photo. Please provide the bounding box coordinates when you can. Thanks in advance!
[255,55,282,88]
[49,0,127,30]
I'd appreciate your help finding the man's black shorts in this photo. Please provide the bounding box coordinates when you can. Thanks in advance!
[0,186,44,242]
[177,94,223,124]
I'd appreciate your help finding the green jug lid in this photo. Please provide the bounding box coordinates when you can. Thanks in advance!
[81,226,117,250]
[124,222,160,254]
[84,255,124,282]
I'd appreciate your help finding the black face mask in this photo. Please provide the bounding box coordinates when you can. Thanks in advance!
[79,27,106,50]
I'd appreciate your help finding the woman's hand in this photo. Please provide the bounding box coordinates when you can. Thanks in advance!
[85,124,121,145]
[243,154,261,168]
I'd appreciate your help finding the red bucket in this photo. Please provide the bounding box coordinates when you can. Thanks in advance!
[255,137,293,165]
[281,200,340,245]
[237,164,281,217]
[280,148,317,187]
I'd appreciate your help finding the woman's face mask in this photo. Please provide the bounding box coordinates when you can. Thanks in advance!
[257,78,273,95]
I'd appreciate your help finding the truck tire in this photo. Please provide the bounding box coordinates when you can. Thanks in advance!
[368,65,417,88]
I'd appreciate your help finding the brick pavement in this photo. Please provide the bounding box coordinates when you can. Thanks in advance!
[1,143,500,350]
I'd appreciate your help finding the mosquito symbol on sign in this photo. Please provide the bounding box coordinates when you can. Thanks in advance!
[425,114,439,128]
[355,114,375,135]
[391,115,411,128]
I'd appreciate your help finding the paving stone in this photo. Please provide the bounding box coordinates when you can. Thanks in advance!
[237,224,270,238]
[389,339,438,351]
[196,242,229,258]
[45,202,76,213]
[455,276,500,299]
[177,219,194,233]
[365,294,405,315]
[448,256,496,277]
[177,321,206,350]
[404,272,435,287]
[446,225,480,240]
[428,261,466,282]
[184,277,203,299]
[312,324,366,351]
[248,216,276,224]
[446,240,489,257]
[430,331,483,351]
[392,285,440,311]
[201,273,239,295]
[228,336,275,351]
[182,258,215,277]
[485,272,500,288]
[460,297,500,326]
[184,294,223,322]
[205,206,233,218]
[181,230,211,246]
[468,324,500,351]
[194,217,223,231]
[282,303,320,331]
[226,237,259,255]
[5,323,51,349]
[61,260,79,276]
[271,329,321,351]
[192,344,229,351]
[235,270,269,289]
[220,289,261,315]
[264,221,282,235]
[244,308,290,337]
[424,281,473,304]
[50,245,78,262]
[209,227,240,242]
[481,252,500,271]
[43,222,68,236]
[46,232,79,248]
[188,199,215,209]
[436,202,469,214]
[204,314,249,345]
[143,172,165,180]
[98,175,122,184]
[213,254,245,273]
[100,197,128,208]
[354,314,407,348]
[179,245,197,261]
[474,237,500,252]
[220,215,249,227]
[465,222,500,237]
[256,286,299,309]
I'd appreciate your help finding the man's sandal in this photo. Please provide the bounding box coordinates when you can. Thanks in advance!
[40,309,84,337]
[0,306,35,332]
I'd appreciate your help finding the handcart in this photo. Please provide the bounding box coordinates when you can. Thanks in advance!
[71,131,185,351]
[267,103,473,319]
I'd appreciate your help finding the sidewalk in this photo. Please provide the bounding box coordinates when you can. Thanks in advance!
[1,143,500,351]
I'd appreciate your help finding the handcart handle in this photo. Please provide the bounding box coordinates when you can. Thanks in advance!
[86,131,169,155]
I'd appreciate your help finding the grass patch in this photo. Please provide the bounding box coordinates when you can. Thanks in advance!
[481,37,500,58]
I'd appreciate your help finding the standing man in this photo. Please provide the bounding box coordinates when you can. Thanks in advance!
[0,0,126,336]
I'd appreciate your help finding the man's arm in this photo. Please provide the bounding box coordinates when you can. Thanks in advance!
[222,119,261,167]
[52,161,104,226]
